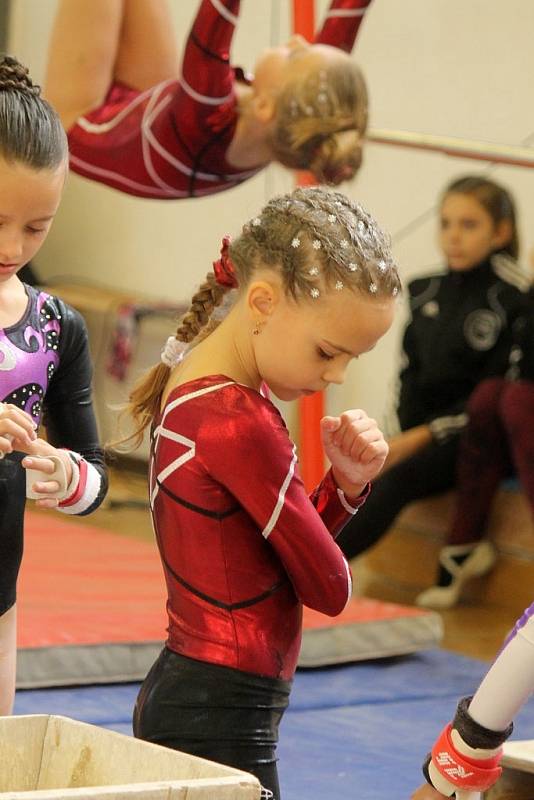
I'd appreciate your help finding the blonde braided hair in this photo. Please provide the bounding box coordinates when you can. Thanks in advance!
[271,59,368,184]
[124,186,400,447]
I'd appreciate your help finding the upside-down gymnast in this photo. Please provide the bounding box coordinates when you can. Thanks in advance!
[44,0,371,199]
[0,56,107,716]
[121,185,400,798]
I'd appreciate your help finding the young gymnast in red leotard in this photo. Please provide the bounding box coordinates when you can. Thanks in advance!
[44,0,371,199]
[122,185,400,798]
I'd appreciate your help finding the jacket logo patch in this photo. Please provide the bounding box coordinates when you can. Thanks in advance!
[463,309,501,351]
[421,300,439,318]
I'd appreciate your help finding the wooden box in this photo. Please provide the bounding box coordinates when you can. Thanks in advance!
[485,740,534,800]
[0,715,260,799]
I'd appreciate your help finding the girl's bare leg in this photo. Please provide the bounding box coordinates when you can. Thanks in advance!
[44,0,125,129]
[113,0,179,91]
[0,605,17,715]
[44,0,179,130]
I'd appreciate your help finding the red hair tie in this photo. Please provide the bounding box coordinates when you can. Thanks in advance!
[213,235,238,288]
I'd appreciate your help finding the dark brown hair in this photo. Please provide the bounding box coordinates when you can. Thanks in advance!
[0,55,67,169]
[443,176,519,259]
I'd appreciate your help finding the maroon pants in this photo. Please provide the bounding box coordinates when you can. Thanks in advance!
[449,378,534,545]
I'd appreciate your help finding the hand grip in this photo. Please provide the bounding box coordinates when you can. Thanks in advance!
[26,455,69,499]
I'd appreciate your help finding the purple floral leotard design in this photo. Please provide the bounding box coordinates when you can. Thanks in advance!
[0,287,61,421]
[0,284,108,616]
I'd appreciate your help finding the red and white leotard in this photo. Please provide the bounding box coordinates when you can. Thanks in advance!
[67,0,372,199]
[149,376,366,680]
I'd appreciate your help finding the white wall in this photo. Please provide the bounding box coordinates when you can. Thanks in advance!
[8,0,534,433]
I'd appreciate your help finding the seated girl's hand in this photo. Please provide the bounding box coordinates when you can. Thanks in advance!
[384,425,433,472]
[320,410,388,498]
[21,439,74,509]
[0,402,37,457]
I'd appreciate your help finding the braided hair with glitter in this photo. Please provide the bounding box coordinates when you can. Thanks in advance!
[125,186,400,444]
[0,54,67,169]
[229,186,399,300]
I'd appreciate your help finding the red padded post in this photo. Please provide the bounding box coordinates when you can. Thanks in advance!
[292,0,325,491]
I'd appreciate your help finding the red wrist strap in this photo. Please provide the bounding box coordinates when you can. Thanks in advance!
[431,724,502,792]
[59,458,88,508]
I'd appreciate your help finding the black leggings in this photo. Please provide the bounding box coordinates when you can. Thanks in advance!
[0,454,25,615]
[133,648,291,799]
[336,436,460,559]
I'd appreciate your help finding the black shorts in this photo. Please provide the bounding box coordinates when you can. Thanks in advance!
[0,454,25,615]
[133,647,292,800]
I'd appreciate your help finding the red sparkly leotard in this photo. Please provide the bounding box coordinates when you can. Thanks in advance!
[67,0,372,199]
[149,376,366,680]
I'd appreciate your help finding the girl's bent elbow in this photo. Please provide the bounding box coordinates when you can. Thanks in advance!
[310,584,351,617]
[319,599,348,617]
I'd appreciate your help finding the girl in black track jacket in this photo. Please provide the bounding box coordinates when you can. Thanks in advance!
[337,176,528,575]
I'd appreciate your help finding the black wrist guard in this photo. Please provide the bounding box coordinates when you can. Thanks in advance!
[453,695,513,750]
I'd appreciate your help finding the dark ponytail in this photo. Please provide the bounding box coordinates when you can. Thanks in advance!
[0,55,67,169]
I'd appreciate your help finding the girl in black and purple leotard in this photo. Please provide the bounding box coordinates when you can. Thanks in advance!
[0,56,107,715]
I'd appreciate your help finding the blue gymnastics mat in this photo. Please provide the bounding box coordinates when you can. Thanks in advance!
[13,649,534,800]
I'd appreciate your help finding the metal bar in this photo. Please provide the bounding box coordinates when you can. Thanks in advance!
[367,128,534,169]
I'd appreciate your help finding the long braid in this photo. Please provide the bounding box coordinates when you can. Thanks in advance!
[176,273,228,344]
[124,275,232,447]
